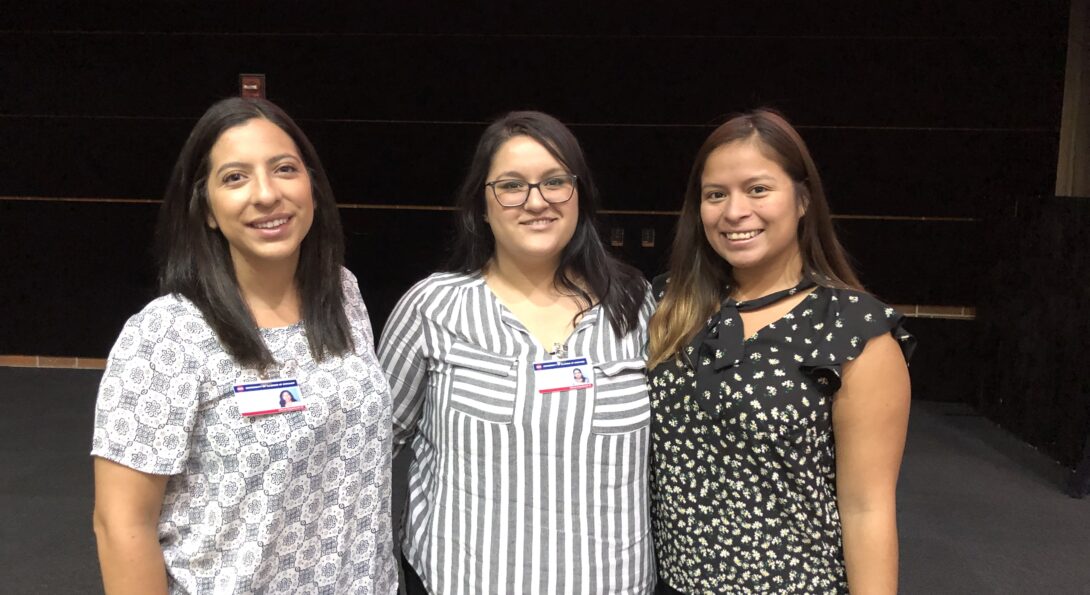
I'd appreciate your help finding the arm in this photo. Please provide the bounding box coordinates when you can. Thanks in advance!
[377,285,431,456]
[92,457,170,595]
[832,332,911,595]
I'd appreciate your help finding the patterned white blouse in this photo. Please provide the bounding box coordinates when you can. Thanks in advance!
[91,268,397,594]
[379,271,656,595]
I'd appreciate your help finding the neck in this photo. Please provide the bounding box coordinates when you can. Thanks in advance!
[487,251,562,297]
[731,250,804,302]
[230,251,302,327]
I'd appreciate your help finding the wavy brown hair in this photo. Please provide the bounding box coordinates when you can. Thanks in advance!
[647,109,862,368]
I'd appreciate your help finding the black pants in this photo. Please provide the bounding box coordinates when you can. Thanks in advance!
[401,555,429,595]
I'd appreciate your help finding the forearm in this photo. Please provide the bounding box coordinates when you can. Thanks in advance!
[93,517,169,595]
[840,508,898,595]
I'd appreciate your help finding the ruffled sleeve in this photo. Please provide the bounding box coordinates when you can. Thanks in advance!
[798,289,916,396]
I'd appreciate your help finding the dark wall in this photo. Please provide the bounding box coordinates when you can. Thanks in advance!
[0,3,1070,418]
[978,197,1090,468]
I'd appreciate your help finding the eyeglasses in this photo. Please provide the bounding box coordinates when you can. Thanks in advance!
[485,174,578,207]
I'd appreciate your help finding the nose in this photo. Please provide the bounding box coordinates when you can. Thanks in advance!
[522,184,549,211]
[251,171,279,207]
[722,193,752,222]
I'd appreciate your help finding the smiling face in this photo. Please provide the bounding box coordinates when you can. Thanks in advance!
[205,117,314,274]
[699,139,805,279]
[484,135,579,268]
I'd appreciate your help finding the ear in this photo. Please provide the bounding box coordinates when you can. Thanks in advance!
[796,183,810,218]
[206,213,219,230]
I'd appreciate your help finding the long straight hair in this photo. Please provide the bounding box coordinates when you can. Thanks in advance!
[157,97,352,370]
[647,109,862,368]
[447,110,646,336]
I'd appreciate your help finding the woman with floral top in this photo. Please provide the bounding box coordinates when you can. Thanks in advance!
[647,109,915,594]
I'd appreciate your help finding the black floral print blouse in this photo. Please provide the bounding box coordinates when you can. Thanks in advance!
[648,278,915,594]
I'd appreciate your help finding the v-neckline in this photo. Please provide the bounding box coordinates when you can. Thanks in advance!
[475,273,598,356]
[741,287,819,342]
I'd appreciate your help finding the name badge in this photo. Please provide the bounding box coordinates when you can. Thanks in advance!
[233,378,305,417]
[532,357,594,394]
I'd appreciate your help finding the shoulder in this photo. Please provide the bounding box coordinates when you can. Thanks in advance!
[385,271,479,328]
[121,294,212,342]
[651,273,670,303]
[339,266,360,293]
[820,287,901,327]
[400,271,478,305]
[810,286,916,362]
[102,295,216,389]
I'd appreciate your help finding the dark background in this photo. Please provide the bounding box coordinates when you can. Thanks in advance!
[2,2,1085,467]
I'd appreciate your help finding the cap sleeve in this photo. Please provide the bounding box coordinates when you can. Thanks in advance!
[799,289,916,395]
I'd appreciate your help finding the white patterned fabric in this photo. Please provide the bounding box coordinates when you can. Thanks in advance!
[91,268,397,595]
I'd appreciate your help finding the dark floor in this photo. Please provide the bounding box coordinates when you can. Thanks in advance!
[1,367,1087,594]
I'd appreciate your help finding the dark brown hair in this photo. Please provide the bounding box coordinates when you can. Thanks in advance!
[157,97,352,370]
[648,109,861,367]
[447,110,646,336]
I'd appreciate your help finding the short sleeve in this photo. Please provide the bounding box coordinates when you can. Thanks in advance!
[378,276,434,453]
[799,289,915,395]
[90,298,209,475]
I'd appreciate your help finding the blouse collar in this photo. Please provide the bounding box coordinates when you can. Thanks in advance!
[684,277,817,418]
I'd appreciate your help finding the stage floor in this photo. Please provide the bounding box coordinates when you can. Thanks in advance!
[2,367,1087,594]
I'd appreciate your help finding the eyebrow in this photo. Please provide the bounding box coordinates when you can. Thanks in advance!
[493,167,568,179]
[214,153,301,177]
[701,174,778,189]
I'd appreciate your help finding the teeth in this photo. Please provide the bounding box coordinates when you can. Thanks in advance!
[253,218,288,229]
[726,230,760,240]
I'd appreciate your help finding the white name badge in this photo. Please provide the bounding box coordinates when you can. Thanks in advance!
[532,357,595,394]
[233,378,306,417]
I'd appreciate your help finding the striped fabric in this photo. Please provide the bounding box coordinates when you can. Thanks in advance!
[379,271,656,595]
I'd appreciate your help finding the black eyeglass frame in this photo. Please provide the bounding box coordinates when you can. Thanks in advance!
[484,174,579,208]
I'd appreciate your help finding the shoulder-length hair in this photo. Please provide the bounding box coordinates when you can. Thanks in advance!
[648,109,862,368]
[447,110,646,336]
[156,97,352,370]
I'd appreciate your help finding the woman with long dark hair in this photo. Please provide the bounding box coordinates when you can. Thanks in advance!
[379,111,655,593]
[91,97,396,594]
[648,110,914,594]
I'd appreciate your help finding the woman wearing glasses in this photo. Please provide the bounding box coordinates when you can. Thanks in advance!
[379,111,655,594]
[647,110,914,594]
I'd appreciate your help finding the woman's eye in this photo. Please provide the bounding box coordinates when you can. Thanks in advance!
[749,185,769,195]
[496,180,527,192]
[704,191,726,201]
[223,172,244,184]
[276,163,299,174]
[542,177,568,188]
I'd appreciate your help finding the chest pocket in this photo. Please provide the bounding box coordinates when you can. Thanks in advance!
[443,341,519,424]
[591,358,651,434]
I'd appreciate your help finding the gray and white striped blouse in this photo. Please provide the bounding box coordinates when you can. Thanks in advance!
[379,271,655,594]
